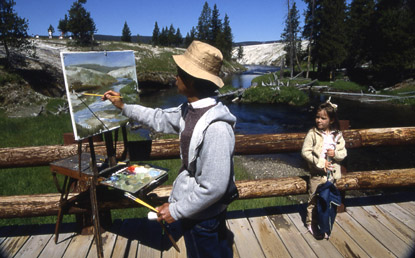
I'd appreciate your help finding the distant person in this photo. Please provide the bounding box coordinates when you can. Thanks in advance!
[301,97,347,239]
[103,40,237,257]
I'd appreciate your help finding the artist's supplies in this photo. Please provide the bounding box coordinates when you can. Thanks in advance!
[124,192,180,252]
[124,192,158,212]
[82,93,122,98]
[148,211,158,221]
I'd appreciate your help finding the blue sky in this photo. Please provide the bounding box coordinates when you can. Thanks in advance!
[14,0,308,43]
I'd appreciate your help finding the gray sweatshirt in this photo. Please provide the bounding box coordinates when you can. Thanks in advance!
[122,100,237,220]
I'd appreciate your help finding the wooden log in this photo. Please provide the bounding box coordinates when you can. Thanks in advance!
[1,168,414,219]
[0,127,414,168]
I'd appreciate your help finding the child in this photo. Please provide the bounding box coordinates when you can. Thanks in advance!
[301,97,347,239]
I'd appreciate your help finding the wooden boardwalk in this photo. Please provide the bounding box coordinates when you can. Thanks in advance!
[1,194,414,258]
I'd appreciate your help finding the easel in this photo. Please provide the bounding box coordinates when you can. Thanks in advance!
[50,126,130,258]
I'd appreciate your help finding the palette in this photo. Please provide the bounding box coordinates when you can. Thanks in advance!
[100,164,168,193]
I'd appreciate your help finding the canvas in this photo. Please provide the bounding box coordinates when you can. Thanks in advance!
[61,50,139,140]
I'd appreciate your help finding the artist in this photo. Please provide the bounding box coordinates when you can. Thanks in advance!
[103,40,236,257]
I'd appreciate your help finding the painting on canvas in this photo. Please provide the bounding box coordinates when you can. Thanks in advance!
[61,50,139,140]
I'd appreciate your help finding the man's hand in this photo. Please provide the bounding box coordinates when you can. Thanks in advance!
[156,203,175,224]
[102,90,124,110]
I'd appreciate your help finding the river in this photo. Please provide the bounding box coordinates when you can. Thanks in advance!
[138,65,415,171]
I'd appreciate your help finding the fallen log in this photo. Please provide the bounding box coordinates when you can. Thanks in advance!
[0,127,414,169]
[0,168,414,219]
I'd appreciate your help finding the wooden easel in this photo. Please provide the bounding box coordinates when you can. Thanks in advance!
[51,126,129,258]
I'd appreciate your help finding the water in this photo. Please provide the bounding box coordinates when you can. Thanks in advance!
[139,66,415,134]
[137,66,415,170]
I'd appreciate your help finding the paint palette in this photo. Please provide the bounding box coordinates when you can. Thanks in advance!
[100,164,168,193]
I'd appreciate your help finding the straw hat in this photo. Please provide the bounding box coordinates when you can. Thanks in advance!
[173,40,224,88]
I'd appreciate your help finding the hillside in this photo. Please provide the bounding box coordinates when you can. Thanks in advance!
[232,41,309,66]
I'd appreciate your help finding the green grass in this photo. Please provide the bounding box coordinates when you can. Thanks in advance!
[242,85,309,106]
[317,80,367,92]
[0,103,297,227]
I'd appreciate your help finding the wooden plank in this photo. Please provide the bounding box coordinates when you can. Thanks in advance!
[247,215,291,258]
[87,221,121,258]
[347,206,413,257]
[328,221,370,257]
[63,233,94,258]
[161,236,186,258]
[268,214,317,257]
[14,224,54,258]
[396,201,415,215]
[38,223,77,258]
[0,225,36,257]
[0,225,16,246]
[127,240,139,258]
[287,212,343,258]
[362,205,415,247]
[112,220,135,258]
[335,212,396,257]
[226,220,241,258]
[135,219,162,258]
[378,203,415,231]
[227,211,265,258]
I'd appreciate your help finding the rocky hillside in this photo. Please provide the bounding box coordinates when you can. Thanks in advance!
[232,41,309,66]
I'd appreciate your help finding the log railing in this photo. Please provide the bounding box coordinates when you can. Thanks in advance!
[0,127,415,219]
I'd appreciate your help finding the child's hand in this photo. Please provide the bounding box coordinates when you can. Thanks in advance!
[325,160,334,171]
[326,149,335,158]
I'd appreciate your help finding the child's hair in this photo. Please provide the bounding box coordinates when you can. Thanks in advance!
[177,67,218,98]
[317,102,340,131]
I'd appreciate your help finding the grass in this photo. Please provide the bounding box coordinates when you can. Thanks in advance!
[0,111,296,227]
[242,85,309,106]
[316,80,367,92]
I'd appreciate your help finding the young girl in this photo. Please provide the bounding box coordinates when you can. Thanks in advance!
[301,97,347,238]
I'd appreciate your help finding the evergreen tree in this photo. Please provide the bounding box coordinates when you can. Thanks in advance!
[210,4,222,44]
[281,1,301,77]
[185,27,196,47]
[221,14,233,60]
[121,21,132,42]
[48,24,55,36]
[369,0,415,83]
[312,0,347,78]
[197,2,211,41]
[58,14,69,37]
[168,24,176,46]
[175,28,183,46]
[159,26,168,46]
[0,0,31,66]
[66,0,96,45]
[345,0,375,70]
[152,21,160,46]
[237,45,244,60]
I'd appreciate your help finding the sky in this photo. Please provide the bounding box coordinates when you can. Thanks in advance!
[14,0,308,43]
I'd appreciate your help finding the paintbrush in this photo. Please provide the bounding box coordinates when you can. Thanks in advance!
[82,93,122,98]
[123,192,180,252]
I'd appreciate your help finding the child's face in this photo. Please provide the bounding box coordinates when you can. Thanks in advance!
[315,109,332,131]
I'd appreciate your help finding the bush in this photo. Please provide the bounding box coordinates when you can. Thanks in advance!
[242,85,309,106]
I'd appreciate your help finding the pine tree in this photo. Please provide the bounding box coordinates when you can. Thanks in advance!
[66,0,96,45]
[175,28,183,46]
[312,0,347,78]
[210,4,222,45]
[48,24,55,36]
[121,21,132,42]
[345,0,375,70]
[221,14,233,60]
[159,26,168,46]
[281,1,301,77]
[0,0,31,67]
[58,14,69,37]
[152,21,160,46]
[168,24,176,46]
[237,45,244,60]
[369,0,415,82]
[197,2,211,41]
[185,27,196,47]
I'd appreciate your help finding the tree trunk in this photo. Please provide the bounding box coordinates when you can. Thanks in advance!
[1,127,415,168]
[1,168,414,218]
